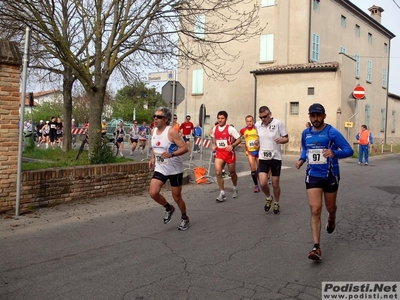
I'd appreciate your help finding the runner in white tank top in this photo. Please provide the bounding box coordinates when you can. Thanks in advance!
[149,107,191,231]
[152,125,184,175]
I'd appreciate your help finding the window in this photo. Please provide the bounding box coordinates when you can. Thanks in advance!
[194,15,206,39]
[340,46,346,54]
[192,69,204,94]
[368,32,372,44]
[355,53,360,78]
[384,43,388,54]
[313,0,320,11]
[341,15,346,28]
[260,34,274,62]
[382,68,387,88]
[392,110,396,133]
[261,0,275,7]
[381,108,386,132]
[290,102,299,115]
[366,60,372,82]
[355,24,360,36]
[365,104,371,129]
[308,87,315,95]
[311,33,320,62]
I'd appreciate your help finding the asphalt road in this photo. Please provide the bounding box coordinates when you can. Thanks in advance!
[2,152,399,300]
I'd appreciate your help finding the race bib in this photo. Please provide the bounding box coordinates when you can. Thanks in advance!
[308,149,327,164]
[216,139,228,148]
[118,134,124,139]
[247,139,256,148]
[261,149,275,160]
[155,154,169,165]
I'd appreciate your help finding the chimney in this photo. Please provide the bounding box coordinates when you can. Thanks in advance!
[368,5,384,24]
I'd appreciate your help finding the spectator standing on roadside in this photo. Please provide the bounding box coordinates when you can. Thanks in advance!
[101,119,107,138]
[173,114,180,132]
[356,125,374,166]
[193,124,202,153]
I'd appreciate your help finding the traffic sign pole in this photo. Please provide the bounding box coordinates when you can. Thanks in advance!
[170,71,176,119]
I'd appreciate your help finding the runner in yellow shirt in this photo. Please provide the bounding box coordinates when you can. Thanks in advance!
[239,115,260,193]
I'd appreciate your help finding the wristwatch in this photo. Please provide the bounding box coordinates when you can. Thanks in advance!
[171,153,175,157]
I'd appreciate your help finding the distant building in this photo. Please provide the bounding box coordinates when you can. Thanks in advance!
[29,90,63,106]
[178,0,397,151]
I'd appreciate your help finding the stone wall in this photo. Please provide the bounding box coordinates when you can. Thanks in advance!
[2,162,152,214]
[0,40,22,213]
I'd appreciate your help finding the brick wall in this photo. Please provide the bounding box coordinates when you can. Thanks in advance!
[0,40,21,213]
[1,162,152,213]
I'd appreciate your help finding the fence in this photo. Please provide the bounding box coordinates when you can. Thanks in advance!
[185,136,215,184]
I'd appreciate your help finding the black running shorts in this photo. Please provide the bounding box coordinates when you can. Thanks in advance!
[305,175,340,193]
[152,171,183,187]
[259,159,282,176]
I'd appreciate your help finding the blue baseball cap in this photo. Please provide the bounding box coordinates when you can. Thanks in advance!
[309,103,325,114]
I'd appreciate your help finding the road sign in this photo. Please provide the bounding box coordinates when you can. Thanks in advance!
[161,81,185,107]
[353,85,366,99]
[344,122,353,128]
[148,70,174,82]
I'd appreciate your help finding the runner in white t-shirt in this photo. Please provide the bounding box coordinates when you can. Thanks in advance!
[255,106,289,215]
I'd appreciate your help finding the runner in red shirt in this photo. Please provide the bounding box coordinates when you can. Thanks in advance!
[211,111,242,202]
[179,115,194,147]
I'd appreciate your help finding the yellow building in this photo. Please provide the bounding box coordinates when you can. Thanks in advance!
[177,0,397,152]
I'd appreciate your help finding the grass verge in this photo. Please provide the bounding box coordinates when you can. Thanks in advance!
[22,147,132,171]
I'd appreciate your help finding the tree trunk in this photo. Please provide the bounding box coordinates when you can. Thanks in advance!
[62,67,75,151]
[87,87,106,155]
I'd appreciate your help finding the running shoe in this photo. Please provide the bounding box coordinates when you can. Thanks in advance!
[264,196,273,212]
[163,206,175,224]
[254,185,260,193]
[326,214,336,234]
[232,188,238,198]
[308,246,322,261]
[273,202,280,214]
[357,162,361,165]
[222,171,226,178]
[365,162,368,165]
[216,191,227,202]
[178,217,190,230]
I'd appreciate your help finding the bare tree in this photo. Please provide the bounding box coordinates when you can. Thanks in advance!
[0,0,262,154]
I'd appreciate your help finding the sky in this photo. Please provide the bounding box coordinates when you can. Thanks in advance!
[350,0,400,95]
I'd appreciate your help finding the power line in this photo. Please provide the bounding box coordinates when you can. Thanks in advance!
[393,0,400,10]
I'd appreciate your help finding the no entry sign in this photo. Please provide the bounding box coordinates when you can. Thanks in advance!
[353,85,366,99]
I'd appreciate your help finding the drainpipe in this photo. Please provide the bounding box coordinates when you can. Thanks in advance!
[308,0,313,63]
[253,73,258,118]
[384,40,392,144]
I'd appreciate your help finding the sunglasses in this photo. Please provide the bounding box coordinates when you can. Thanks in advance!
[174,117,177,119]
[259,115,269,119]
[153,115,165,119]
